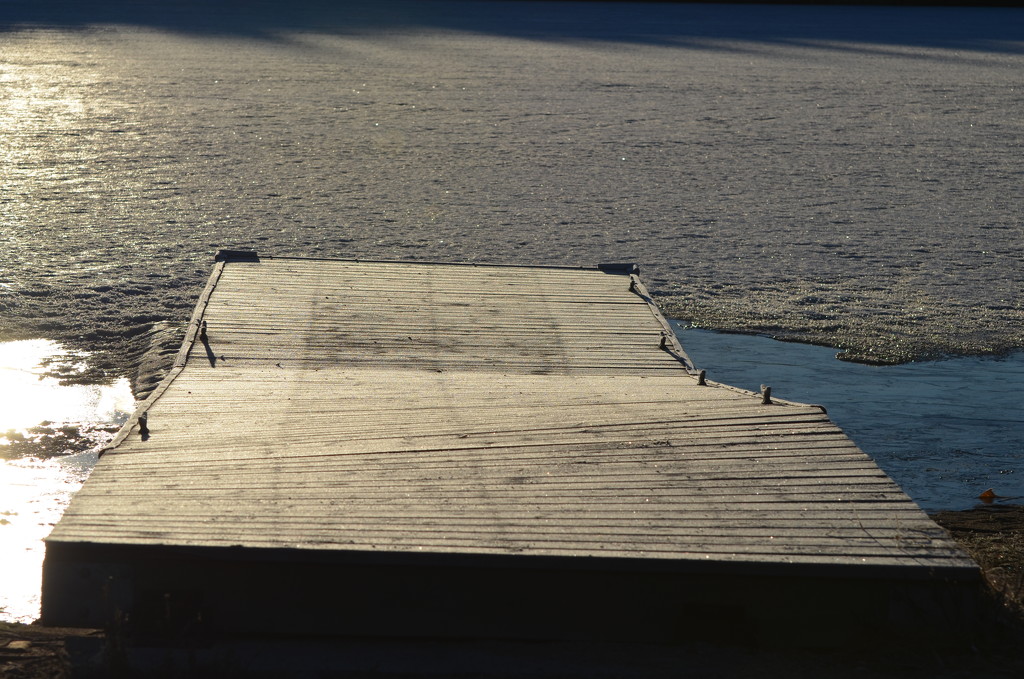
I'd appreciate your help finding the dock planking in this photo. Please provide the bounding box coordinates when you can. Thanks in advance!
[42,254,979,648]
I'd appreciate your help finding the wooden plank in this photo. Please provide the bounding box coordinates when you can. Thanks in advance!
[46,256,977,578]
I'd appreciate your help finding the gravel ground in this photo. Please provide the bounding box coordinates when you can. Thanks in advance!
[0,0,1022,392]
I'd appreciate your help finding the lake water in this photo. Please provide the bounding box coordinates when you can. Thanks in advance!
[674,324,1024,514]
[2,0,1023,376]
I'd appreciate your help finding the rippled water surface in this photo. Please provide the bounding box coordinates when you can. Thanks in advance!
[675,325,1024,513]
[1,0,1022,377]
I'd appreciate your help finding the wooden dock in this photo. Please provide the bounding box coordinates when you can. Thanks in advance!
[43,254,978,652]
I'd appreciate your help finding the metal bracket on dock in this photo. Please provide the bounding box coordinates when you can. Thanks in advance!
[597,262,639,275]
[215,249,260,262]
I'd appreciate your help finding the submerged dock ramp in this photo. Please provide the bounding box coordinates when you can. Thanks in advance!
[43,254,977,651]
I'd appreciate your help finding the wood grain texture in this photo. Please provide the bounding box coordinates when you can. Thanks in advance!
[48,257,975,575]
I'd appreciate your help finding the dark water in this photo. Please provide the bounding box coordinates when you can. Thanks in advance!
[674,323,1024,513]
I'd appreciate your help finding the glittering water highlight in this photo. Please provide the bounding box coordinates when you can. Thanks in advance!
[0,341,134,623]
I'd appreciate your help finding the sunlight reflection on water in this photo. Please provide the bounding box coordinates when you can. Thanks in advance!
[0,454,95,624]
[674,323,1024,513]
[0,340,133,441]
[0,340,134,623]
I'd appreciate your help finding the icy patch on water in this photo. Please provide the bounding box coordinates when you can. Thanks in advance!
[0,340,134,623]
[674,324,1024,513]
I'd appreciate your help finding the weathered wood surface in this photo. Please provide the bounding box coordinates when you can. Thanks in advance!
[48,257,975,573]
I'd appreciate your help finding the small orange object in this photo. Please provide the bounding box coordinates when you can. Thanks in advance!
[979,488,997,503]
